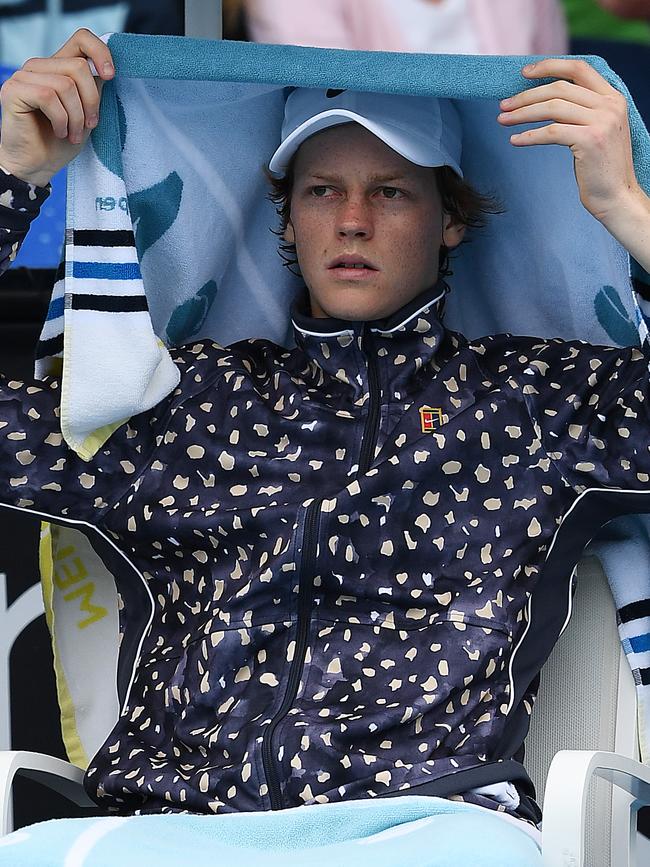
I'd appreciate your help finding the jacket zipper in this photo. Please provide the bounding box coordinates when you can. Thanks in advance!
[260,329,381,807]
[358,328,381,475]
[261,497,322,809]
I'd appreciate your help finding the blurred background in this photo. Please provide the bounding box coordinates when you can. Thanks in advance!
[0,0,649,839]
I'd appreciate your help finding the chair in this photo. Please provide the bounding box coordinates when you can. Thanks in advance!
[527,555,650,866]
[0,556,648,865]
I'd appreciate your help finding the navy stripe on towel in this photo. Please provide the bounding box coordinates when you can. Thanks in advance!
[619,599,650,624]
[71,295,149,313]
[73,229,135,248]
[36,333,64,358]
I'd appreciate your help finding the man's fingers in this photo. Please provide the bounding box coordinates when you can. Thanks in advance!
[498,99,594,129]
[2,78,69,138]
[508,122,585,149]
[14,71,87,142]
[500,80,602,113]
[21,57,102,128]
[521,58,617,97]
[52,27,114,80]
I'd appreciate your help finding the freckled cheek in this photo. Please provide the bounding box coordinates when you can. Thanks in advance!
[389,213,441,276]
[384,232,422,278]
[293,217,330,280]
[294,212,333,250]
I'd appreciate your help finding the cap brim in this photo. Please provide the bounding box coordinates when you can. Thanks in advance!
[268,109,462,177]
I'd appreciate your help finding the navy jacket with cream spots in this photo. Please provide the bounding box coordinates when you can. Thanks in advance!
[2,172,650,824]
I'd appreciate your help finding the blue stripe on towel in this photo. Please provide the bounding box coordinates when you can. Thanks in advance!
[45,296,65,321]
[72,261,142,280]
[630,633,650,653]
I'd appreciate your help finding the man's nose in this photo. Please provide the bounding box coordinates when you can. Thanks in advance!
[336,198,374,239]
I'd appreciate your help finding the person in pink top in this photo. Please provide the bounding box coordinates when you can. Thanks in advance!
[246,0,568,55]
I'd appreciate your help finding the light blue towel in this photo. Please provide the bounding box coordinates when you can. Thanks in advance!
[36,37,649,451]
[0,797,541,866]
[34,35,650,766]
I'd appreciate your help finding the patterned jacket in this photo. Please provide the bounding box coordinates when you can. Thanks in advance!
[2,172,649,824]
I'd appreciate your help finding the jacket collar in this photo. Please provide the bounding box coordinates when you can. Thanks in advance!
[290,280,455,400]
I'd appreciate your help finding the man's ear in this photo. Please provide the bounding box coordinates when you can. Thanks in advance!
[442,213,466,249]
[284,220,296,245]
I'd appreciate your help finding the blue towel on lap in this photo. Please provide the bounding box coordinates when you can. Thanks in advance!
[0,797,541,866]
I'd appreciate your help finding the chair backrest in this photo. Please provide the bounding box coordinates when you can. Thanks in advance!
[526,555,638,867]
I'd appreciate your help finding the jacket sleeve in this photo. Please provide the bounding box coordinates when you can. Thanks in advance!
[0,371,169,523]
[245,0,355,49]
[524,337,650,493]
[0,167,50,275]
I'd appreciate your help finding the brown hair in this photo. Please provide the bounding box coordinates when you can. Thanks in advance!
[266,157,503,276]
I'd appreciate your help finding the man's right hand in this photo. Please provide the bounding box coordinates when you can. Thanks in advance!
[0,28,115,189]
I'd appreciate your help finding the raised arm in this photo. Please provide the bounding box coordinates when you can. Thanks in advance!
[494,58,650,498]
[0,28,116,352]
[497,57,650,274]
[0,32,165,524]
[0,28,114,188]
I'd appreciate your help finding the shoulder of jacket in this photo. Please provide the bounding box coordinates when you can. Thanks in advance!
[466,332,571,376]
[467,332,644,380]
[169,337,293,388]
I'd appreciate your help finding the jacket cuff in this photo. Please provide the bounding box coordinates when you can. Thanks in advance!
[0,166,51,234]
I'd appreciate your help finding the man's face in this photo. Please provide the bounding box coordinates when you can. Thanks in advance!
[285,123,465,321]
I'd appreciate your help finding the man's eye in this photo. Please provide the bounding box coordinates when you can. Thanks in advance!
[311,185,333,197]
[380,187,404,199]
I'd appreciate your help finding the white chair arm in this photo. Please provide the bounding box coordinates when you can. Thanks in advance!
[542,750,650,867]
[0,750,95,836]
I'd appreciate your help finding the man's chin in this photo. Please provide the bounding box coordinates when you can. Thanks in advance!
[308,280,415,322]
[316,300,403,323]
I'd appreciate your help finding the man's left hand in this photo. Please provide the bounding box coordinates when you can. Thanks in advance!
[497,58,642,226]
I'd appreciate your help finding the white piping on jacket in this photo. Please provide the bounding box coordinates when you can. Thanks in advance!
[291,289,447,339]
[505,484,650,716]
[0,500,154,715]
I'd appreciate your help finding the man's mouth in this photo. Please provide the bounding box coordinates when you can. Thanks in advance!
[335,263,370,269]
[328,256,379,271]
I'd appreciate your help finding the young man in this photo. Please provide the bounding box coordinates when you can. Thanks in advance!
[0,27,650,861]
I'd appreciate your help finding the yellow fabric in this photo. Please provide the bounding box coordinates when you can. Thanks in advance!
[74,419,128,462]
[39,523,89,770]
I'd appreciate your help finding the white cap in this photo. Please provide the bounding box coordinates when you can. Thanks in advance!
[269,88,463,178]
